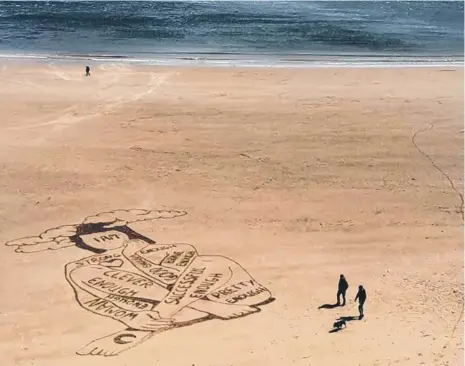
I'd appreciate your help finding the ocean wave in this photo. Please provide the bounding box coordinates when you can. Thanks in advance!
[0,51,462,69]
[0,1,462,57]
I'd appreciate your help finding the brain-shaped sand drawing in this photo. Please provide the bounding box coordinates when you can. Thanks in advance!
[5,208,273,357]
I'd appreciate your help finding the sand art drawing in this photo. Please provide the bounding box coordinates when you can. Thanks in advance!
[6,209,274,357]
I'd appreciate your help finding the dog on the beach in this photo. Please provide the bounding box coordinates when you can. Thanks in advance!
[333,319,347,330]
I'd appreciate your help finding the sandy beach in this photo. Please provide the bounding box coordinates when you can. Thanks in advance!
[0,63,463,366]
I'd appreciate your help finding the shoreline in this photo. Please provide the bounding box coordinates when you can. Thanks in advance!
[0,52,463,69]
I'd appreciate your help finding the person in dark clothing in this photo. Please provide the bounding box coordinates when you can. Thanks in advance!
[85,66,90,77]
[337,274,349,306]
[355,285,367,319]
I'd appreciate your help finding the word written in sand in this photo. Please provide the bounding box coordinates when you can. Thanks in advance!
[210,280,269,304]
[161,250,196,267]
[103,270,155,289]
[190,273,223,299]
[5,208,274,357]
[76,253,122,267]
[106,294,151,310]
[138,244,177,254]
[87,277,139,297]
[93,234,122,243]
[128,253,180,285]
[84,298,139,321]
[164,267,206,305]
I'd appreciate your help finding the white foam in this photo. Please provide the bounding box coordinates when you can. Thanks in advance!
[0,52,463,69]
[0,53,48,60]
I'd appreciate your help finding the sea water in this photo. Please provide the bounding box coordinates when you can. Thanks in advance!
[0,1,463,67]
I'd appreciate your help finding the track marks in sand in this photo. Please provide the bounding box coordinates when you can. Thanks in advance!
[411,123,464,361]
[6,70,175,145]
[411,123,464,219]
[100,72,175,115]
[0,63,51,90]
[440,308,464,359]
[0,75,47,90]
[5,105,82,131]
[47,63,84,82]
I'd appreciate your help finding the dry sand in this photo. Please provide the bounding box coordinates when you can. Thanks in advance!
[0,62,463,366]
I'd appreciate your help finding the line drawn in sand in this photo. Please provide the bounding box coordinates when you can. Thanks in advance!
[411,122,464,219]
[3,68,175,145]
[6,209,274,357]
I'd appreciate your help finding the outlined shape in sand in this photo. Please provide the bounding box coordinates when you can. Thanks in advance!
[6,209,274,357]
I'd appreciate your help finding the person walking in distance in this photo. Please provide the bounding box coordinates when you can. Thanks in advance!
[337,274,349,306]
[355,285,367,319]
[85,66,90,77]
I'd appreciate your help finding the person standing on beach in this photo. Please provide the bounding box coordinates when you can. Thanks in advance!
[337,274,349,306]
[85,66,90,76]
[355,285,367,319]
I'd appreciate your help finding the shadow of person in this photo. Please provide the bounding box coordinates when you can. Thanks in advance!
[318,303,340,309]
[338,316,358,321]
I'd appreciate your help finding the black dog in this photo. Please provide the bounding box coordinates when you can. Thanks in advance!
[333,319,346,330]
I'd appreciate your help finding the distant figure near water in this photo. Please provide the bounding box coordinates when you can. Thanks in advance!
[355,285,367,319]
[85,66,90,76]
[337,274,349,306]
